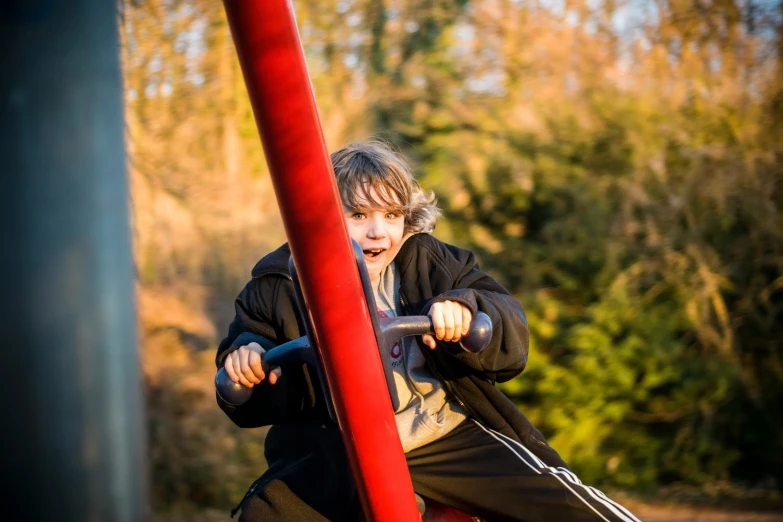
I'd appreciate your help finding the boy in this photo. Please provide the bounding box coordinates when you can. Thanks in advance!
[216,141,641,521]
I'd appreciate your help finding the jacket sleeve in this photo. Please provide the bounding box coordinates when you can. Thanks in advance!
[214,275,328,427]
[424,242,529,383]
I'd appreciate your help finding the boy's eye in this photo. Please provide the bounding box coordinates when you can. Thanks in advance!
[385,212,400,219]
[351,212,366,220]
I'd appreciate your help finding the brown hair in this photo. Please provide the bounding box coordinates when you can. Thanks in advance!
[330,140,441,233]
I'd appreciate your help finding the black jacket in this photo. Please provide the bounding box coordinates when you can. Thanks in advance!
[216,233,566,480]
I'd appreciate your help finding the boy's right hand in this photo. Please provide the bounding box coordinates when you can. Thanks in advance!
[223,342,282,387]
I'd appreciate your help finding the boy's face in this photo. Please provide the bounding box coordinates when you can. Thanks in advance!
[344,186,406,282]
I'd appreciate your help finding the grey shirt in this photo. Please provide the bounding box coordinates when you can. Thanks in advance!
[373,262,467,453]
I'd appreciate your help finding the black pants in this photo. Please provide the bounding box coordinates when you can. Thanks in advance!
[407,419,640,521]
[238,419,641,522]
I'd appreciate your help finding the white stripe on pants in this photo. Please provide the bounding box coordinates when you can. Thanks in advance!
[470,420,642,522]
[405,418,643,522]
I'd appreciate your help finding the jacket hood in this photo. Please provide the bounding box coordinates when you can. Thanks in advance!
[251,243,292,279]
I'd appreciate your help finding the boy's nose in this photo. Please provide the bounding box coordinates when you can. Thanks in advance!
[366,216,386,238]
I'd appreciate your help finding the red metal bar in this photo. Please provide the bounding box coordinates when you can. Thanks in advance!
[222,1,420,520]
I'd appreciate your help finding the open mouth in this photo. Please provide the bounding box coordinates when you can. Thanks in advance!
[363,248,386,258]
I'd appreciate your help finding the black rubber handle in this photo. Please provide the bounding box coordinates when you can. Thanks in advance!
[215,367,254,406]
[379,311,492,354]
[458,311,492,353]
[215,336,312,407]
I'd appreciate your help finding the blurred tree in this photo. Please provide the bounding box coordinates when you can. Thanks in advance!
[391,0,783,491]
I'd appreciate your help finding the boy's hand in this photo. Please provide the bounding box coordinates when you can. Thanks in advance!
[224,342,282,387]
[422,300,473,350]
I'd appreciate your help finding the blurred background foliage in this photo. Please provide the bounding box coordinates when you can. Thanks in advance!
[121,0,783,512]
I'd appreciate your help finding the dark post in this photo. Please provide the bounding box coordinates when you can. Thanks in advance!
[0,2,147,521]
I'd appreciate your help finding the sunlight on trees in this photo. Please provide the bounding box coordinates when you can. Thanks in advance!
[122,0,783,508]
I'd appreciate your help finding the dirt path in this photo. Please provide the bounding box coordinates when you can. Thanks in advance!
[623,501,783,522]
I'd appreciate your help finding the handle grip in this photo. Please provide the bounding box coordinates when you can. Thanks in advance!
[457,311,492,353]
[380,311,492,354]
[215,367,254,406]
[215,336,313,407]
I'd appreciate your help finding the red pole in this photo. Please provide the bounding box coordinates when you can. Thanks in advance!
[222,1,420,520]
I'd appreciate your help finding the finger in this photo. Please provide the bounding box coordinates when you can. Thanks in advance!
[224,353,238,382]
[232,352,253,388]
[430,303,446,340]
[462,306,473,336]
[422,334,437,350]
[442,303,456,342]
[268,367,282,385]
[240,349,260,385]
[451,303,463,342]
[248,350,266,383]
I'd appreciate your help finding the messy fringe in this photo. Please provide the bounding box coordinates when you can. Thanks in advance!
[331,140,441,233]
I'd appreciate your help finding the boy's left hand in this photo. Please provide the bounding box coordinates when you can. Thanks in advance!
[422,300,473,350]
